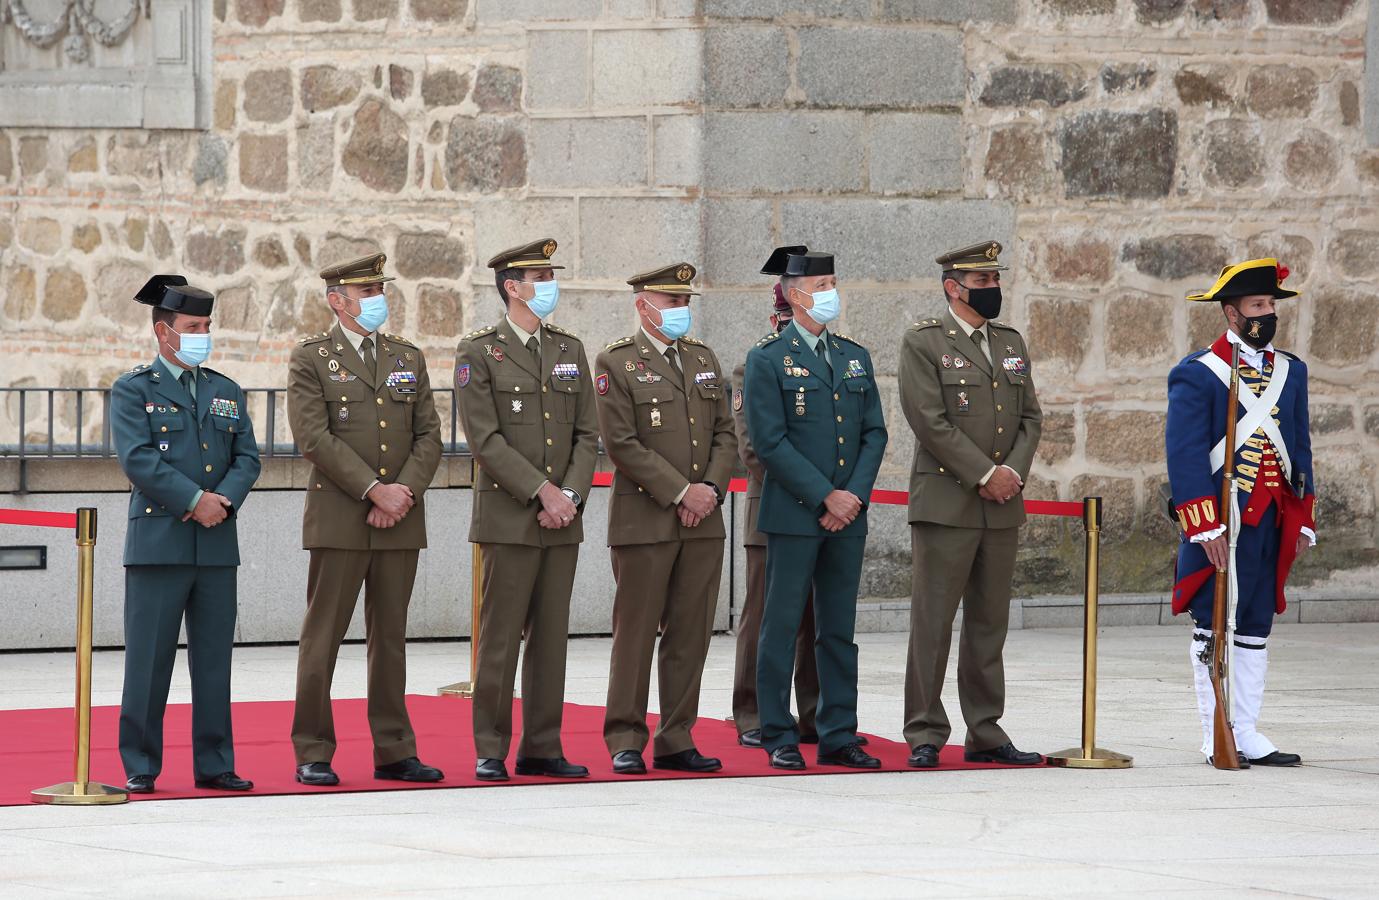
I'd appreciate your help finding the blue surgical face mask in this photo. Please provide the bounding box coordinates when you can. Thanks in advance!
[655,305,693,340]
[525,280,560,319]
[351,292,389,333]
[171,329,213,368]
[806,287,841,325]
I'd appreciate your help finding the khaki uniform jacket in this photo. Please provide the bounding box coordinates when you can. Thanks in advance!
[594,334,737,547]
[454,318,599,547]
[288,322,443,550]
[732,362,767,548]
[898,308,1042,530]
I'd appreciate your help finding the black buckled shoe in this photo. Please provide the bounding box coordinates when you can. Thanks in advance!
[125,774,155,793]
[375,757,444,783]
[738,728,763,748]
[818,743,881,769]
[515,756,589,778]
[653,748,722,773]
[965,743,1043,766]
[769,745,806,770]
[612,750,647,775]
[295,762,340,786]
[195,772,253,791]
[475,758,509,782]
[907,744,940,769]
[1248,751,1301,767]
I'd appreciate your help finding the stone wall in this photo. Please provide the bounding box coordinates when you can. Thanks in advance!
[2,0,1376,599]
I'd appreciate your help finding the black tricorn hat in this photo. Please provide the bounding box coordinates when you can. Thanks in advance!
[761,244,808,276]
[134,275,215,316]
[1186,258,1299,302]
[783,251,834,278]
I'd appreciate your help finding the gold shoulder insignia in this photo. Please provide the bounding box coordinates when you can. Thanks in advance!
[129,363,150,373]
[833,332,860,345]
[680,335,705,346]
[910,319,941,331]
[755,331,780,347]
[462,324,497,341]
[543,322,580,340]
[298,332,330,345]
[384,332,416,347]
[989,320,1020,333]
[606,336,634,350]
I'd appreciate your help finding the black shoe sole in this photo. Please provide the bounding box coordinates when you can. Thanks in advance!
[295,776,340,786]
[907,758,939,769]
[769,761,806,770]
[964,754,1043,766]
[475,771,510,782]
[195,782,253,791]
[375,772,443,783]
[818,758,881,769]
[515,767,589,778]
[125,785,154,794]
[1247,758,1301,767]
[612,765,647,775]
[653,762,723,773]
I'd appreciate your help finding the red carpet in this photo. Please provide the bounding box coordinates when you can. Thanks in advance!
[2,696,1030,805]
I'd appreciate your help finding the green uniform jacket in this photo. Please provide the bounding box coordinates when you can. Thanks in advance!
[743,329,888,537]
[898,309,1043,530]
[454,319,599,547]
[732,362,767,548]
[288,323,443,551]
[593,334,737,547]
[111,360,261,567]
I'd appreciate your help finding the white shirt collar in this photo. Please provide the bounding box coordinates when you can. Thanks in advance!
[641,326,677,357]
[507,316,538,347]
[790,318,826,355]
[340,323,376,354]
[1225,329,1272,368]
[949,305,988,343]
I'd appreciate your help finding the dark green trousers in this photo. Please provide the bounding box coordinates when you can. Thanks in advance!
[756,533,864,754]
[120,565,238,780]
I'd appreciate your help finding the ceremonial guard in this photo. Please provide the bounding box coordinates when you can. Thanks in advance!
[455,238,599,782]
[743,250,887,771]
[1167,258,1313,767]
[730,245,820,749]
[594,262,737,775]
[287,253,445,786]
[111,275,261,793]
[898,241,1043,769]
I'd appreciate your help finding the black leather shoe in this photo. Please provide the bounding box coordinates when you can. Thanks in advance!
[475,758,509,782]
[818,743,881,769]
[612,750,647,775]
[515,756,589,778]
[965,743,1043,766]
[295,762,340,786]
[195,772,253,791]
[855,734,869,746]
[1248,751,1301,767]
[125,774,155,793]
[1207,752,1252,769]
[769,745,806,770]
[799,732,820,745]
[654,748,722,773]
[375,757,444,783]
[908,743,940,769]
[738,728,763,748]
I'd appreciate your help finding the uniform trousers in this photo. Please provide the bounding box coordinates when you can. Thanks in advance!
[733,544,818,736]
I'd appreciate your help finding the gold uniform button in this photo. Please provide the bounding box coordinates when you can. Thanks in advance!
[838,459,845,467]
[542,385,547,393]
[834,393,840,401]
[315,483,322,489]
[202,443,209,450]
[997,427,1004,434]
[637,486,644,492]
[692,439,698,447]
[544,412,551,420]
[959,379,966,385]
[546,466,553,473]
[692,463,699,471]
[838,437,845,444]
[492,482,498,489]
[993,381,999,388]
[996,404,1003,412]
[340,395,348,402]
[546,438,553,446]
[379,467,388,476]
[380,443,388,452]
[689,417,695,425]
[204,464,213,472]
[514,386,521,392]
[994,451,1002,459]
[160,425,168,433]
[379,420,387,428]
[938,467,945,473]
[145,507,152,514]
[1247,507,1254,513]
[836,416,843,423]
[376,397,384,406]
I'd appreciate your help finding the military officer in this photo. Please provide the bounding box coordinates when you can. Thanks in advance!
[111,275,261,793]
[898,241,1043,769]
[594,262,738,775]
[730,245,820,749]
[744,250,888,771]
[1167,258,1313,767]
[287,253,445,786]
[455,238,599,782]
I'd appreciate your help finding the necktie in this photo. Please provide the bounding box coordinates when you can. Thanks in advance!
[181,369,196,405]
[972,329,989,366]
[815,338,832,381]
[360,336,375,378]
[526,336,540,368]
[664,347,683,387]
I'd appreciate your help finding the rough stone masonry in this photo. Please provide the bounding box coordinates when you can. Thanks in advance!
[1,0,1375,600]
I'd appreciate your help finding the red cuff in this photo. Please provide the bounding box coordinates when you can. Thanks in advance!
[1175,495,1220,538]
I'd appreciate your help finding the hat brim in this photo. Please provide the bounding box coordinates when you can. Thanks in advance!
[1187,287,1299,301]
[636,285,700,296]
[330,275,396,287]
[948,262,1009,272]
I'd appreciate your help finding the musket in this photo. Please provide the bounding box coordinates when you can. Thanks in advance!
[1209,341,1242,770]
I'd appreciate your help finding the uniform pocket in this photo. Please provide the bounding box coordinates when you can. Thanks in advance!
[495,375,539,426]
[553,376,581,423]
[631,387,679,433]
[940,370,978,416]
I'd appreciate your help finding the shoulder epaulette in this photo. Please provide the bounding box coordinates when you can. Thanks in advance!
[754,331,780,347]
[832,331,861,346]
[605,336,634,351]
[989,319,1021,333]
[543,322,580,340]
[680,335,706,347]
[1181,348,1210,364]
[384,332,416,347]
[298,332,330,346]
[461,324,497,341]
[129,363,150,373]
[1278,349,1302,362]
[910,318,941,331]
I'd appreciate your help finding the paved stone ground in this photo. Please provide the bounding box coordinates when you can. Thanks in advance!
[1,624,1376,898]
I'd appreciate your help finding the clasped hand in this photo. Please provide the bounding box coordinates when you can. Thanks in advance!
[678,482,718,528]
[183,492,233,528]
[367,482,415,529]
[819,489,862,532]
[979,466,1023,505]
[537,482,579,530]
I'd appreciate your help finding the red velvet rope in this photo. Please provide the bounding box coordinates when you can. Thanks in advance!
[0,509,79,529]
[588,473,1085,518]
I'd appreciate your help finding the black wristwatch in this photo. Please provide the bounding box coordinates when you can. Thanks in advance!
[561,487,581,506]
[705,481,724,505]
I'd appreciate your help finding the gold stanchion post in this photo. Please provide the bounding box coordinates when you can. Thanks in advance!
[1046,496,1133,770]
[32,507,128,805]
[439,461,482,698]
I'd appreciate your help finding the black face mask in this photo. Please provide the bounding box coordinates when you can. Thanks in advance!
[1238,312,1277,350]
[961,285,1003,320]
[773,314,792,333]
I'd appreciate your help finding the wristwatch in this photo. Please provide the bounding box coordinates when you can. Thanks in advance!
[705,481,724,505]
[561,487,580,506]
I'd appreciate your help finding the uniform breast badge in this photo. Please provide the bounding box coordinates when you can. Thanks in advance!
[795,388,806,416]
[328,359,340,372]
[942,354,953,369]
[957,391,970,412]
[158,440,169,452]
[338,406,349,422]
[954,357,966,368]
[511,399,523,414]
[845,359,866,379]
[1002,356,1027,376]
[650,407,663,428]
[625,361,636,372]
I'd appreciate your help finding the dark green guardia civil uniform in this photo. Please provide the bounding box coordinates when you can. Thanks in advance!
[111,276,261,784]
[743,252,887,756]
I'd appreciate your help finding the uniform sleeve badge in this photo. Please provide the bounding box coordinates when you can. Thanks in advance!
[596,373,609,395]
[456,364,470,388]
[732,389,743,412]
